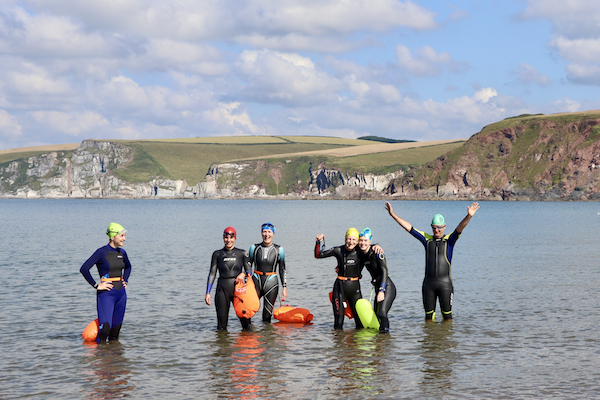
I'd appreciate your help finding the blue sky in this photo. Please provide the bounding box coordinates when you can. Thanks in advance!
[1,0,600,149]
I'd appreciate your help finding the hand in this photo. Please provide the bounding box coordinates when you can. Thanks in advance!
[377,291,385,303]
[281,287,287,302]
[372,244,384,255]
[205,293,211,306]
[385,201,397,217]
[235,272,246,284]
[122,280,127,290]
[468,202,480,217]
[316,233,325,241]
[96,281,113,291]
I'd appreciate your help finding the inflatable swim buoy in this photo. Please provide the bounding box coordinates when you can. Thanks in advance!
[82,318,99,342]
[355,299,380,330]
[273,306,313,324]
[234,278,260,319]
[329,291,354,319]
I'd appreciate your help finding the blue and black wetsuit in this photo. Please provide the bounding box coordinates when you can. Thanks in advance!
[315,240,364,329]
[359,247,396,332]
[80,244,131,343]
[206,247,252,330]
[410,228,460,320]
[249,243,286,322]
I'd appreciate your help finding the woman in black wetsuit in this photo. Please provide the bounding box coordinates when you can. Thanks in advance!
[315,228,364,330]
[358,228,396,333]
[205,227,252,331]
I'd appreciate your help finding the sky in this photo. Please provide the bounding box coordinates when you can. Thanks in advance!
[1,0,600,150]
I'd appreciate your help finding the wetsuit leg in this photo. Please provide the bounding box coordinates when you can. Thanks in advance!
[422,279,437,321]
[375,278,396,332]
[437,281,454,320]
[96,291,116,342]
[344,281,363,329]
[108,290,127,340]
[215,279,234,330]
[331,279,345,329]
[261,276,279,323]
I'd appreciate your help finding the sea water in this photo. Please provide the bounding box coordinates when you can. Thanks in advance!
[1,199,600,399]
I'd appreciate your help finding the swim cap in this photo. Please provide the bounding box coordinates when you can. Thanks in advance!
[431,214,445,226]
[261,223,275,234]
[345,227,359,239]
[359,227,372,241]
[223,226,237,237]
[106,223,126,238]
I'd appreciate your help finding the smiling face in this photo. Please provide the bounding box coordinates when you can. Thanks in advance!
[358,236,371,252]
[345,235,358,251]
[431,225,446,239]
[223,233,236,250]
[261,229,273,246]
[109,232,126,248]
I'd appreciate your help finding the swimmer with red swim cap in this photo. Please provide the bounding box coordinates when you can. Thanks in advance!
[205,227,252,330]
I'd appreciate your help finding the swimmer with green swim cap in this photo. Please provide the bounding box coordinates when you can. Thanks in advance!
[384,201,480,321]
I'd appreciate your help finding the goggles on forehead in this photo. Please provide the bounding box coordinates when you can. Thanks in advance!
[223,232,236,238]
[261,223,275,233]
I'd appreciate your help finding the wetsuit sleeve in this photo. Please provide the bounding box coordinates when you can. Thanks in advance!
[249,244,255,265]
[80,248,104,288]
[448,230,461,246]
[315,239,337,259]
[121,249,132,283]
[278,246,287,287]
[243,250,252,275]
[410,227,429,248]
[206,251,219,294]
[375,251,389,291]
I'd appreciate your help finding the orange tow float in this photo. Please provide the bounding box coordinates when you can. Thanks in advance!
[82,318,99,342]
[233,277,260,319]
[273,306,313,324]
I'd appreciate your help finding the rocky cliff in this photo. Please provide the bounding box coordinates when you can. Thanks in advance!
[4,113,600,200]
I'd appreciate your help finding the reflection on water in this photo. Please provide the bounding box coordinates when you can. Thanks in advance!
[82,342,133,399]
[419,322,456,398]
[328,329,392,398]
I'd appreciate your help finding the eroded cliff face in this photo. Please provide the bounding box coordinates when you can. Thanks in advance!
[0,140,193,198]
[395,117,600,200]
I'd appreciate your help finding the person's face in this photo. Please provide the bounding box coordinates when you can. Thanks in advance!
[262,229,273,246]
[431,225,446,239]
[358,236,371,252]
[345,236,358,250]
[110,232,126,248]
[223,233,236,249]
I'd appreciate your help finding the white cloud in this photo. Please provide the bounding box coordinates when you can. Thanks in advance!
[520,0,600,39]
[0,109,22,139]
[396,44,468,76]
[513,63,550,86]
[29,110,109,136]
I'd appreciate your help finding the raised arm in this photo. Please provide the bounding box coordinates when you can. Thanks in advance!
[385,201,413,232]
[455,202,480,234]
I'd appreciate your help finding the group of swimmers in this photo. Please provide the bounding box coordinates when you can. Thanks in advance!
[80,201,480,342]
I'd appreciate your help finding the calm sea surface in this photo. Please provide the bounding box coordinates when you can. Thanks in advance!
[1,199,600,399]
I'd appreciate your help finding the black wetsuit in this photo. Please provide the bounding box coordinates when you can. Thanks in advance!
[359,247,396,332]
[410,228,460,320]
[206,247,252,330]
[315,240,364,329]
[249,243,286,322]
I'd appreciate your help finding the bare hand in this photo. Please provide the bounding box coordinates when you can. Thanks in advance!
[316,233,325,241]
[122,280,127,290]
[372,244,384,255]
[377,291,385,303]
[235,272,246,284]
[281,287,288,302]
[385,201,394,216]
[97,281,113,291]
[468,202,480,217]
[205,293,211,306]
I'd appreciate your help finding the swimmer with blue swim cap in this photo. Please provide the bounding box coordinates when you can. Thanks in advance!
[358,227,397,333]
[249,222,288,322]
[385,201,480,321]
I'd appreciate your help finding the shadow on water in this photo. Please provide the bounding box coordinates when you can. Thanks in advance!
[81,342,134,399]
[418,321,457,398]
